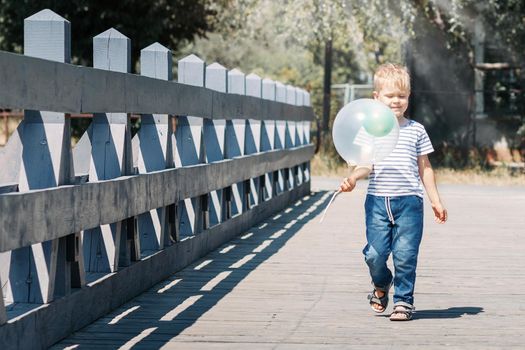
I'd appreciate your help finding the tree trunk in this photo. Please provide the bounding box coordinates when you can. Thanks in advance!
[322,39,332,133]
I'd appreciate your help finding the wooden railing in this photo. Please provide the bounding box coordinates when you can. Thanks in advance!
[0,9,314,349]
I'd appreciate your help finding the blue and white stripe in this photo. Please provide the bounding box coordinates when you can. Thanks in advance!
[368,119,433,198]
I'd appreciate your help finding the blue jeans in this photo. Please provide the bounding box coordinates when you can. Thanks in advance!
[363,194,424,306]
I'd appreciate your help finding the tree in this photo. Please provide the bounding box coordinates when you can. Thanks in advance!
[401,1,525,163]
[183,0,403,158]
[0,0,228,68]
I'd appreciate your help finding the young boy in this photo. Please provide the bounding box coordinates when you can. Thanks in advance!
[339,63,447,321]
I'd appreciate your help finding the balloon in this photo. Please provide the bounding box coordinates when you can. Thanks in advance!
[363,107,395,137]
[332,98,399,166]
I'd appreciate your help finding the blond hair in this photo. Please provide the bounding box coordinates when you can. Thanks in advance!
[373,63,411,93]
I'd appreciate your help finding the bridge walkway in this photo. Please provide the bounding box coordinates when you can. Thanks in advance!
[53,180,525,349]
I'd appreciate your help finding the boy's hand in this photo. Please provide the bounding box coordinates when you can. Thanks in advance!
[431,202,447,224]
[339,176,357,192]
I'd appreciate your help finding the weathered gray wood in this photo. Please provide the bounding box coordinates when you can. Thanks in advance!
[139,43,172,81]
[0,51,315,122]
[0,145,314,253]
[204,63,228,226]
[93,29,130,73]
[294,87,305,186]
[176,54,205,238]
[226,69,247,216]
[0,9,73,305]
[0,9,317,344]
[261,78,276,200]
[135,43,174,256]
[275,82,287,194]
[0,134,22,186]
[301,89,312,183]
[285,85,297,189]
[295,87,305,149]
[245,73,263,207]
[0,182,310,350]
[81,28,134,273]
[0,281,6,325]
[302,88,311,107]
[24,9,71,63]
[51,183,525,349]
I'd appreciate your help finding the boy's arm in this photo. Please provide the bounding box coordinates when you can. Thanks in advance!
[418,154,447,224]
[339,165,372,192]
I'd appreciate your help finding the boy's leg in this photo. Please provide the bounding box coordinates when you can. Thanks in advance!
[363,195,393,290]
[391,195,424,306]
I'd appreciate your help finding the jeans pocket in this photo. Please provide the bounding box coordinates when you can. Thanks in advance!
[365,194,372,212]
[413,196,424,215]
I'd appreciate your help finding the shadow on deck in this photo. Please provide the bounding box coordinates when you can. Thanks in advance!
[53,191,333,349]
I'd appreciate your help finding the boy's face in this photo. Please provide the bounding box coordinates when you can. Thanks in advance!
[373,84,410,119]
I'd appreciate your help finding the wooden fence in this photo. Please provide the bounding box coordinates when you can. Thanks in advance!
[0,9,314,349]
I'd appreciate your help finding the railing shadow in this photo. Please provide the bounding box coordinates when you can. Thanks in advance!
[53,190,332,349]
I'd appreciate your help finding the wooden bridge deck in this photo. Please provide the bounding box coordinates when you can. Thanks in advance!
[53,179,525,349]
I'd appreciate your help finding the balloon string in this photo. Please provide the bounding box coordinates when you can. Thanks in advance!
[319,189,342,223]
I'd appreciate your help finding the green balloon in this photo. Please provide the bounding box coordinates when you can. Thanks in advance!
[363,109,395,137]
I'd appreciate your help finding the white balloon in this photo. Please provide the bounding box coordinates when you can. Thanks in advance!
[332,99,399,165]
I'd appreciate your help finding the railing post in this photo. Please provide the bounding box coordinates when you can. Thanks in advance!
[205,63,227,225]
[303,90,312,182]
[245,73,262,207]
[0,9,76,305]
[0,289,5,325]
[295,87,305,186]
[0,6,317,338]
[176,54,205,237]
[261,78,276,201]
[285,85,297,189]
[80,28,135,273]
[226,69,247,214]
[275,82,287,193]
[134,42,175,255]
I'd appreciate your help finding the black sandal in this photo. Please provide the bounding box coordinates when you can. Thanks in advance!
[367,286,390,313]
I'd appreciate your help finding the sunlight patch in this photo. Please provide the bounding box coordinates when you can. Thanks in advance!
[160,295,203,321]
[201,271,232,291]
[270,229,287,239]
[229,254,256,268]
[220,244,236,254]
[253,240,272,253]
[108,305,140,325]
[241,232,253,240]
[157,278,182,294]
[195,260,212,270]
[118,327,158,350]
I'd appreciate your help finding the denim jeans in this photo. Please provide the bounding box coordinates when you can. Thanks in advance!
[363,194,424,306]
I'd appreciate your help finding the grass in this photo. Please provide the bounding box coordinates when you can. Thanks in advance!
[311,154,525,186]
[433,167,525,186]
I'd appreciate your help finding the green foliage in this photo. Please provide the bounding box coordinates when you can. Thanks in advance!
[0,0,223,67]
[1,0,523,167]
[183,1,377,133]
[413,1,524,63]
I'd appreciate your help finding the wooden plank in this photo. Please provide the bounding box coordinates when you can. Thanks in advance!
[48,183,525,349]
[0,182,310,350]
[134,43,174,254]
[0,283,6,325]
[0,145,313,252]
[0,51,314,122]
[204,62,227,226]
[176,54,206,237]
[0,52,81,112]
[1,10,74,305]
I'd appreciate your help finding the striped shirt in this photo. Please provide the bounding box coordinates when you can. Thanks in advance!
[367,119,434,198]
